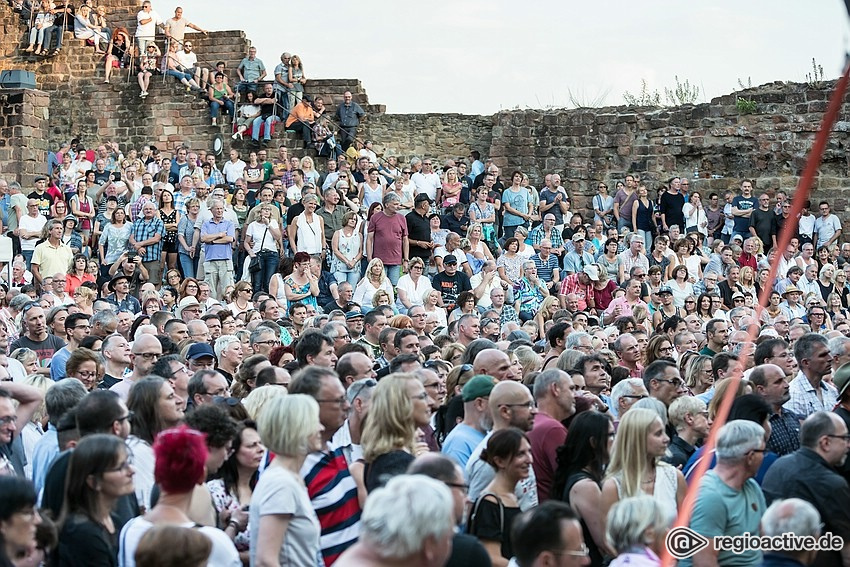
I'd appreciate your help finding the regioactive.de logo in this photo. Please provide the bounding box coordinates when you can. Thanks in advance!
[665,526,710,559]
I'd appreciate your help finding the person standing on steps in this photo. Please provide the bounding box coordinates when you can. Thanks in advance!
[335,90,365,151]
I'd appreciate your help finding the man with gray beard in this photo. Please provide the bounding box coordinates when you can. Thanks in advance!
[441,375,496,468]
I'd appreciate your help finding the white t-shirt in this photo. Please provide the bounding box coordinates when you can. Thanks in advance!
[19,214,47,251]
[221,159,246,184]
[118,517,241,567]
[135,9,163,38]
[411,171,440,200]
[246,220,279,253]
[815,214,842,248]
[176,50,198,69]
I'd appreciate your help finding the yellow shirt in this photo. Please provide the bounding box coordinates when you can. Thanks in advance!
[31,240,74,278]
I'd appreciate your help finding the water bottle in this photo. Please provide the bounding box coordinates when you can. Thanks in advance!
[693,167,699,180]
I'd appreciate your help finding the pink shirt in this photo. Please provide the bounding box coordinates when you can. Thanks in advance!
[368,211,408,265]
[604,295,649,320]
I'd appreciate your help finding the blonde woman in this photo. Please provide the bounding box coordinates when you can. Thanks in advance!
[353,258,394,308]
[358,374,432,493]
[371,289,394,312]
[422,288,447,328]
[739,266,758,299]
[466,223,494,261]
[251,394,323,567]
[300,156,320,186]
[533,296,560,332]
[513,345,542,383]
[73,286,96,315]
[21,374,52,479]
[440,167,462,210]
[331,211,363,287]
[395,257,433,313]
[601,408,686,525]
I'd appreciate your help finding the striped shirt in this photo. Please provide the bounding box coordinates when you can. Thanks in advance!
[300,444,361,565]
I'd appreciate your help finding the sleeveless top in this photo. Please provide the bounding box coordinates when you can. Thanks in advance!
[160,209,177,243]
[295,212,322,254]
[76,197,93,231]
[613,464,678,521]
[564,472,605,567]
[271,274,287,303]
[362,183,383,210]
[283,276,318,310]
[635,199,655,231]
[333,229,361,271]
[212,85,228,100]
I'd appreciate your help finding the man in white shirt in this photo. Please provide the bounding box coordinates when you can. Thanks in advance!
[410,157,440,200]
[221,149,246,185]
[814,200,842,249]
[175,40,208,90]
[135,0,164,52]
[17,199,46,269]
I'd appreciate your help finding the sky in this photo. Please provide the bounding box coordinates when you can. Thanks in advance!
[171,0,850,115]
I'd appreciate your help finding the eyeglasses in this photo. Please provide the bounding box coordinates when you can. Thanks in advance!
[348,378,377,401]
[75,370,97,379]
[826,434,850,441]
[116,411,135,423]
[500,401,535,410]
[555,544,591,558]
[623,394,647,400]
[659,346,674,353]
[748,448,767,455]
[410,391,429,401]
[134,352,161,360]
[254,339,282,346]
[316,397,348,406]
[656,378,685,388]
[105,454,134,473]
[445,481,469,494]
[684,300,695,304]
[0,415,18,426]
[72,324,91,330]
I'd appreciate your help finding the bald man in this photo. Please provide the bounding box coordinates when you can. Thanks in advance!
[109,334,163,401]
[472,348,518,382]
[466,381,539,510]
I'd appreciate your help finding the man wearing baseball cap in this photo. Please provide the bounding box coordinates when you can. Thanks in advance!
[563,232,595,276]
[431,254,472,313]
[441,375,496,468]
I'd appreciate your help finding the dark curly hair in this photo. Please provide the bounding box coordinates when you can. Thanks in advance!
[216,420,260,495]
[184,404,238,449]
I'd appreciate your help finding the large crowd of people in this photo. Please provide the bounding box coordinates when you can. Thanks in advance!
[5,3,850,567]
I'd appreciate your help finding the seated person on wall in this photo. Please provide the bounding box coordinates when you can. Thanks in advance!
[285,96,316,148]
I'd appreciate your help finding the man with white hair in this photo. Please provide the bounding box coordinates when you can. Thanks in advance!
[200,198,235,300]
[761,498,823,567]
[664,396,710,468]
[470,260,503,309]
[682,420,768,567]
[214,334,243,384]
[609,377,648,420]
[334,474,454,567]
[762,411,850,567]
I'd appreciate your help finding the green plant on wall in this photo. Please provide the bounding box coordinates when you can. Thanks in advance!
[664,76,701,105]
[806,57,824,87]
[623,79,662,106]
[736,97,757,114]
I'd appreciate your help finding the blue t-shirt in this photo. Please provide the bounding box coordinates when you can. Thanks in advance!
[441,423,486,469]
[501,188,530,227]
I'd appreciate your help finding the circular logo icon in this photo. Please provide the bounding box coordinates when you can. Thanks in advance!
[665,526,710,559]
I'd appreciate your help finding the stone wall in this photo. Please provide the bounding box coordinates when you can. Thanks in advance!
[487,81,850,214]
[0,89,48,185]
[362,113,494,165]
[2,1,850,228]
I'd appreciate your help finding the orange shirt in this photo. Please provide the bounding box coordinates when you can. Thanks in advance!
[285,103,315,128]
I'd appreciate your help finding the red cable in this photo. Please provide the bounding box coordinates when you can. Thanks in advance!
[660,62,850,567]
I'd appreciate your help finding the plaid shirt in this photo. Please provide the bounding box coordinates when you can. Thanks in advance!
[497,304,519,326]
[560,274,592,311]
[174,189,196,217]
[783,371,838,417]
[131,216,165,261]
[208,167,225,187]
[766,408,802,456]
[529,225,563,249]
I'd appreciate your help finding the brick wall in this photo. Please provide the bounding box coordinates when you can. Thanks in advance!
[0,89,48,185]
